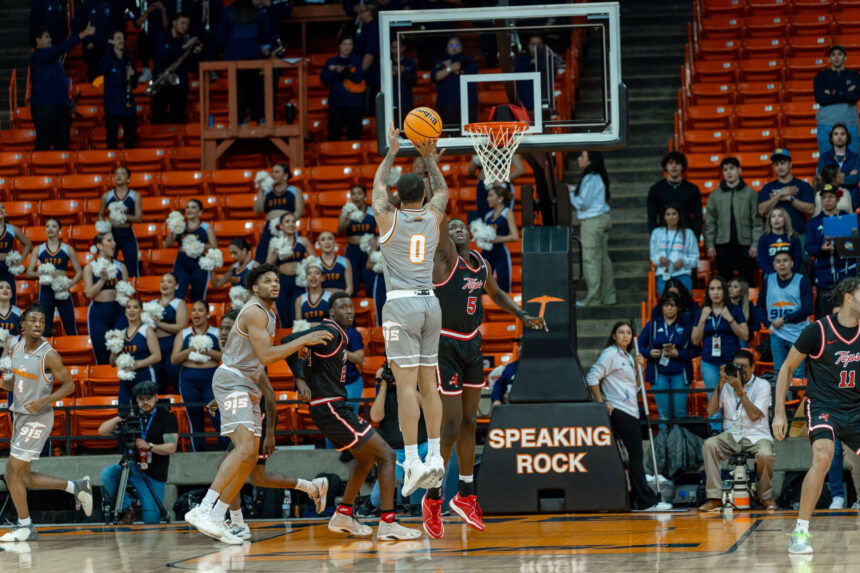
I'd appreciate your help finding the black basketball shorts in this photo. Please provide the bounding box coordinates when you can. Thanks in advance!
[310,398,374,452]
[437,335,485,396]
[805,397,860,454]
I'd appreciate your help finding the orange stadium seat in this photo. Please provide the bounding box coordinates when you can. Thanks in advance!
[23,226,49,245]
[744,15,789,37]
[13,175,56,200]
[161,171,207,196]
[317,141,365,165]
[307,166,356,193]
[835,9,860,35]
[75,150,119,174]
[53,335,95,365]
[785,56,828,81]
[689,83,735,106]
[685,153,724,179]
[83,197,102,223]
[788,35,831,57]
[782,100,819,125]
[274,392,301,444]
[171,147,201,170]
[141,196,176,222]
[682,130,731,153]
[129,172,158,196]
[479,322,521,353]
[74,306,88,334]
[699,16,743,40]
[267,360,295,391]
[789,13,833,35]
[0,152,28,176]
[0,402,11,449]
[683,105,732,129]
[210,220,256,246]
[782,126,820,150]
[696,39,742,61]
[221,193,256,219]
[733,128,778,152]
[60,174,107,199]
[361,355,387,386]
[3,201,38,226]
[72,396,119,450]
[40,199,85,225]
[122,148,169,171]
[738,58,784,83]
[308,217,339,240]
[353,297,376,327]
[736,81,782,103]
[195,195,222,220]
[784,79,815,100]
[30,151,74,175]
[733,152,773,178]
[734,102,780,128]
[692,60,738,84]
[209,169,255,194]
[0,129,37,152]
[85,364,120,396]
[132,222,165,249]
[315,191,350,218]
[699,0,743,18]
[16,279,37,306]
[741,38,786,60]
[147,249,178,275]
[137,124,183,147]
[69,224,98,250]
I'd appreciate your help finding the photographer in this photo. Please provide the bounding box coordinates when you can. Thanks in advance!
[699,350,776,512]
[98,381,178,524]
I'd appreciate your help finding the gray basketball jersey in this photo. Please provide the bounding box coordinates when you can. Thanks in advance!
[379,208,439,290]
[220,298,276,385]
[9,339,55,415]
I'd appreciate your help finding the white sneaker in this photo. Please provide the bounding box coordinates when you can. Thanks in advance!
[642,501,673,512]
[401,459,431,497]
[328,511,373,537]
[830,496,845,509]
[852,501,860,510]
[185,506,225,539]
[227,521,251,540]
[310,476,329,514]
[75,476,93,516]
[421,455,445,490]
[217,525,246,545]
[0,525,37,542]
[377,520,422,541]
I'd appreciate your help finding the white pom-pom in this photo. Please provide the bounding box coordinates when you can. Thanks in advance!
[295,256,322,287]
[255,170,275,193]
[5,251,24,276]
[470,219,497,251]
[269,218,283,238]
[116,353,136,380]
[105,329,125,354]
[93,257,118,280]
[142,300,164,327]
[51,274,70,298]
[115,280,135,307]
[107,201,128,226]
[189,333,214,363]
[369,250,385,274]
[229,286,250,310]
[181,234,205,259]
[38,263,56,285]
[292,319,312,333]
[167,210,186,235]
[343,202,365,222]
[359,233,374,254]
[0,355,11,372]
[198,248,224,272]
[270,236,294,260]
[0,329,10,349]
[388,165,403,187]
[95,220,112,233]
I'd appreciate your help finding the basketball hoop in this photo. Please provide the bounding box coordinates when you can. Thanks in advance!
[463,121,529,185]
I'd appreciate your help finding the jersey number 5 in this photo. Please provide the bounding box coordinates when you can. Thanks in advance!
[409,234,426,264]
[466,296,478,315]
[839,371,856,389]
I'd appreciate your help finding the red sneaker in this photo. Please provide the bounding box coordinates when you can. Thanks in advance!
[421,494,445,539]
[450,493,486,531]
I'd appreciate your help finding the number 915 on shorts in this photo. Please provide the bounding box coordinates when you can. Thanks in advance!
[381,296,442,368]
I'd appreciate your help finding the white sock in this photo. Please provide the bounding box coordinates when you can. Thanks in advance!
[213,500,229,519]
[230,509,244,526]
[427,438,440,457]
[18,517,31,527]
[201,489,220,510]
[459,474,473,483]
[795,519,810,533]
[294,479,314,494]
[65,481,76,494]
[404,444,419,464]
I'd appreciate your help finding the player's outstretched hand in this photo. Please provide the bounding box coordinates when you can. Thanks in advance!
[522,314,548,332]
[387,121,400,156]
[772,412,787,441]
[413,137,439,160]
[296,378,312,402]
[300,330,333,347]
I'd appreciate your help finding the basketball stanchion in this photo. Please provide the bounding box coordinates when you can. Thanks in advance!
[630,318,662,496]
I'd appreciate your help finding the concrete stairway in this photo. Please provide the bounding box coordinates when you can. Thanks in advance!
[0,0,31,129]
[571,0,691,368]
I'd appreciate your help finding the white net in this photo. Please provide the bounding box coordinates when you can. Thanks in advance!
[464,122,527,184]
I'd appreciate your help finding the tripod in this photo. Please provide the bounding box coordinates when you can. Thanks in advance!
[105,450,170,525]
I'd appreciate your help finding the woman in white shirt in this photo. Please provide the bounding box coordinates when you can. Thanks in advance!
[587,321,671,511]
[649,203,699,295]
[570,151,616,307]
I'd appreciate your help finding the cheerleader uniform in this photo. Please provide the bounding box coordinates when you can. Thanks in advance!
[321,255,349,292]
[36,242,77,336]
[254,185,300,263]
[344,208,376,296]
[275,237,307,327]
[177,325,226,451]
[1,304,21,409]
[297,290,331,323]
[0,223,22,304]
[482,208,513,292]
[105,189,140,277]
[117,323,157,410]
[87,259,128,364]
[230,259,257,286]
[154,297,183,394]
[173,223,211,302]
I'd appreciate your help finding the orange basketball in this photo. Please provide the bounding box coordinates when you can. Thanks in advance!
[403,107,443,144]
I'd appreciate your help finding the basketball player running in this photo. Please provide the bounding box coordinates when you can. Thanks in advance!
[282,292,422,541]
[421,218,547,537]
[185,264,332,544]
[373,122,449,497]
[0,305,94,541]
[773,277,860,554]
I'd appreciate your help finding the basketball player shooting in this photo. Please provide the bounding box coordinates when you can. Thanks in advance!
[373,121,448,498]
[185,264,332,544]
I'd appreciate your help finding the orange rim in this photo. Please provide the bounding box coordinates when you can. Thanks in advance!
[463,121,530,135]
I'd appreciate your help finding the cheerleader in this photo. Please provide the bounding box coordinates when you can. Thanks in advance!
[266,211,313,327]
[365,236,386,325]
[295,260,331,324]
[253,162,305,263]
[150,272,189,394]
[84,232,129,364]
[165,199,218,302]
[0,280,21,338]
[97,166,143,277]
[481,184,518,292]
[337,184,376,295]
[317,231,353,295]
[171,300,226,452]
[110,298,161,409]
[25,218,82,336]
[210,238,257,289]
[0,203,33,305]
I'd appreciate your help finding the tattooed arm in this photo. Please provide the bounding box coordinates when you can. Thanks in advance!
[373,122,399,235]
[414,137,449,225]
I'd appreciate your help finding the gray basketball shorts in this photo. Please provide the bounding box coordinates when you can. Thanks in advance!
[382,294,441,368]
[213,367,263,437]
[10,410,54,462]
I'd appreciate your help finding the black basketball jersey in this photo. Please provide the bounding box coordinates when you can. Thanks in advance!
[434,250,488,337]
[795,314,860,405]
[283,320,348,401]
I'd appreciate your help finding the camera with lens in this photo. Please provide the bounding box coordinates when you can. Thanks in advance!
[115,404,143,460]
[723,362,743,377]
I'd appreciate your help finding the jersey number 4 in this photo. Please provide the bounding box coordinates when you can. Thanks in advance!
[839,371,856,389]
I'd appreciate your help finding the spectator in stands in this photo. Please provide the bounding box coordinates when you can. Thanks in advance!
[150,273,188,394]
[84,232,129,364]
[99,381,178,524]
[338,184,377,297]
[24,218,81,337]
[815,165,854,214]
[267,211,313,327]
[0,281,22,341]
[152,13,203,124]
[570,150,616,307]
[513,34,547,115]
[814,46,860,155]
[0,204,33,306]
[691,276,749,431]
[805,185,854,318]
[321,36,365,141]
[97,166,142,277]
[491,339,522,407]
[587,321,671,511]
[30,0,68,43]
[704,157,762,286]
[165,199,219,302]
[217,0,273,124]
[638,292,698,427]
[295,261,331,324]
[433,36,478,127]
[74,0,130,81]
[698,349,776,512]
[756,207,803,276]
[469,154,525,218]
[647,151,703,238]
[172,300,227,452]
[317,231,354,296]
[253,162,304,263]
[354,1,380,116]
[391,40,417,120]
[757,149,815,242]
[827,435,860,509]
[649,203,699,294]
[133,0,170,85]
[758,252,813,379]
[481,184,519,293]
[29,23,95,151]
[111,298,162,410]
[817,124,860,205]
[728,278,762,334]
[651,278,699,328]
[211,238,258,290]
[100,30,139,150]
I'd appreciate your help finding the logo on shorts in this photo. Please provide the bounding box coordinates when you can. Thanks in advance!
[450,373,459,387]
[382,321,402,343]
[819,413,829,421]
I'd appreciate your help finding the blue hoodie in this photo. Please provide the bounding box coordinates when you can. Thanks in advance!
[29,34,80,107]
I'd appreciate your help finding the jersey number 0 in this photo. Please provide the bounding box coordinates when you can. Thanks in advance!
[409,234,426,264]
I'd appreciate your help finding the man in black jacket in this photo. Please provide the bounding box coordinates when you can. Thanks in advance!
[647,151,703,237]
